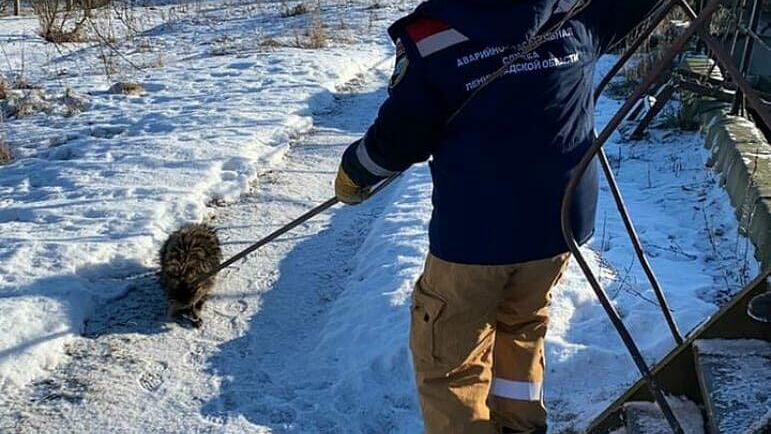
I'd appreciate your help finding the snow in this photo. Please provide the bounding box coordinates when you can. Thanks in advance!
[625,397,705,434]
[0,0,400,389]
[694,339,771,434]
[0,1,761,432]
[694,338,771,356]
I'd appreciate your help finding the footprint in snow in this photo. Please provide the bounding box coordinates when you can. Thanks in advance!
[200,413,227,426]
[210,71,241,78]
[228,299,248,315]
[185,345,207,366]
[139,361,168,392]
[227,62,254,70]
[90,125,126,139]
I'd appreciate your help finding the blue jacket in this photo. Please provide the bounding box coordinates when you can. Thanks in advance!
[342,0,660,265]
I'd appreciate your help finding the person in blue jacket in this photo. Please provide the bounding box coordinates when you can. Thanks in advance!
[335,0,661,432]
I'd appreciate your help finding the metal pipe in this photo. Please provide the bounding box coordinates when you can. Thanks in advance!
[677,0,771,126]
[731,0,762,114]
[594,149,684,346]
[562,1,728,432]
[594,0,686,345]
[704,0,743,83]
[595,0,676,99]
[729,0,749,58]
[190,174,401,289]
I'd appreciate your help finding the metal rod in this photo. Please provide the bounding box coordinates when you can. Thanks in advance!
[595,149,685,346]
[704,0,742,82]
[563,1,729,432]
[594,0,685,346]
[678,0,771,127]
[677,78,736,101]
[697,33,771,125]
[190,174,401,289]
[594,0,676,100]
[731,0,762,114]
[729,0,749,59]
[739,24,771,54]
[631,82,678,139]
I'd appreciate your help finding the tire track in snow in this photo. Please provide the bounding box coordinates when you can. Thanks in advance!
[0,62,398,433]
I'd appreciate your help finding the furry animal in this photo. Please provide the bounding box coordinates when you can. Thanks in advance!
[159,223,222,326]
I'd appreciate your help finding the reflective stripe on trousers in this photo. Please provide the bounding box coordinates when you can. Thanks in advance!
[409,252,570,434]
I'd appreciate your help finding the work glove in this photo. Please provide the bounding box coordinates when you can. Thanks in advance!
[335,165,370,205]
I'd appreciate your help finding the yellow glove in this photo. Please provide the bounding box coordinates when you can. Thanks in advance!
[335,166,370,205]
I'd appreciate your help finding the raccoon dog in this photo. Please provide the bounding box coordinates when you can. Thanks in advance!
[159,223,222,325]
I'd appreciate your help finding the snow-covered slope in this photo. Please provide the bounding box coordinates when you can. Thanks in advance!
[0,0,406,389]
[0,1,760,432]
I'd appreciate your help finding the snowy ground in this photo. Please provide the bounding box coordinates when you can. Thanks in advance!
[0,2,760,432]
[0,0,405,389]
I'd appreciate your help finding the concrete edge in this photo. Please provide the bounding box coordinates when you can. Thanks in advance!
[695,97,771,269]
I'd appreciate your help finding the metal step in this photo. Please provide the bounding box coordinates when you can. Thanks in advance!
[623,398,705,434]
[693,339,771,434]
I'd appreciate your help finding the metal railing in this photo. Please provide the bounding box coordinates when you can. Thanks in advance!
[562,0,771,432]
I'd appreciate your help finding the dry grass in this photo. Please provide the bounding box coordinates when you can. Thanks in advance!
[259,36,281,46]
[280,1,309,17]
[0,76,8,100]
[109,81,144,95]
[294,15,327,49]
[0,77,8,161]
[13,78,35,90]
[660,98,700,131]
[605,78,639,100]
[0,140,11,165]
[608,13,688,99]
[15,90,50,118]
[305,17,327,48]
[2,89,50,119]
[41,27,87,43]
[708,5,736,38]
[98,49,118,79]
[60,88,89,115]
[32,0,115,42]
[32,0,88,42]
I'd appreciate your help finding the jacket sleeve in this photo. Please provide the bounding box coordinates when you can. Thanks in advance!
[341,35,446,188]
[585,0,664,53]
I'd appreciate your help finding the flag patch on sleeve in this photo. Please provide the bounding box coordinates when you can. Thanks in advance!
[406,19,469,57]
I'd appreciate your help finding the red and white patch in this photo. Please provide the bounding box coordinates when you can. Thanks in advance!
[406,19,469,58]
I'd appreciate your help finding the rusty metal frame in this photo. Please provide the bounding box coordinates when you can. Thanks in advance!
[562,0,771,432]
[622,0,771,136]
[731,0,763,114]
[585,268,770,433]
[630,81,677,139]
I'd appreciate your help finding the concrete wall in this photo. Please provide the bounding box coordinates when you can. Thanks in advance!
[697,99,771,269]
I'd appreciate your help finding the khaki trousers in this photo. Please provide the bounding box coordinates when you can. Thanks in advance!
[410,253,571,434]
